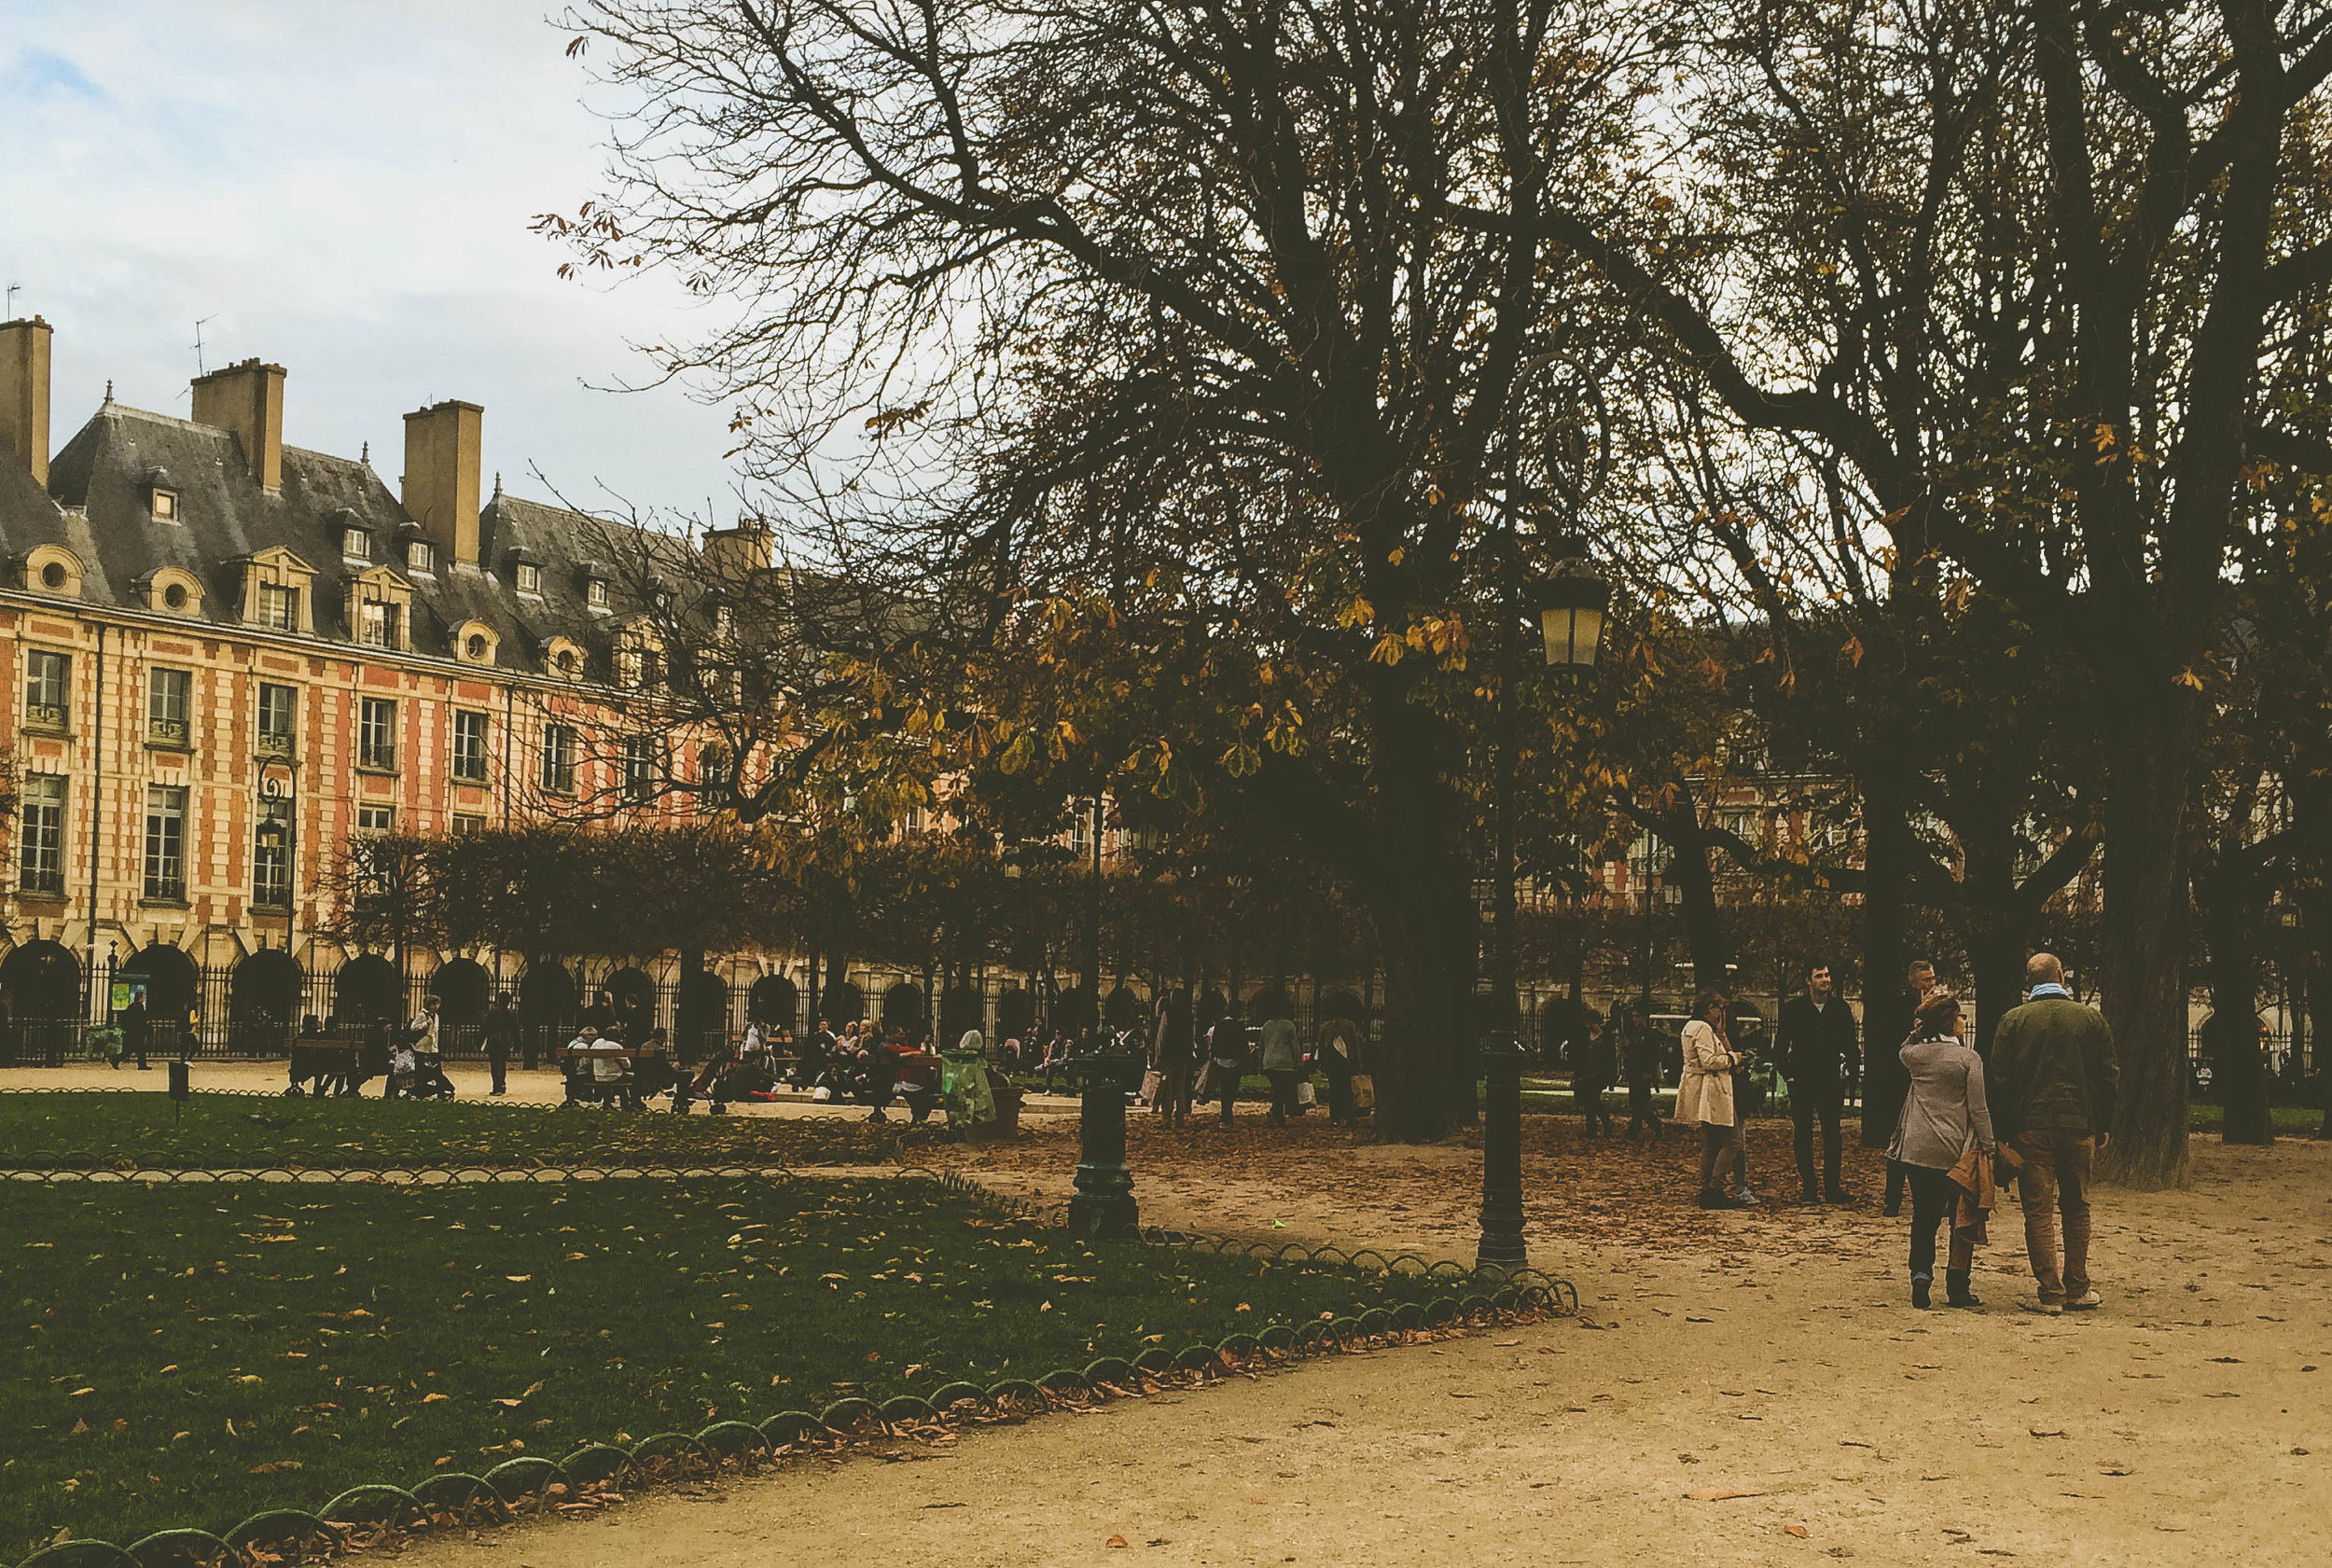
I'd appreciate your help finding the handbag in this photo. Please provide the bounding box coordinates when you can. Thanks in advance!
[1295,1079,1316,1106]
[1349,1073,1376,1111]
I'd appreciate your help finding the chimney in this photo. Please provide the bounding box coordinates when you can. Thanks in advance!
[401,399,482,567]
[0,316,52,487]
[190,357,287,491]
[701,518,773,584]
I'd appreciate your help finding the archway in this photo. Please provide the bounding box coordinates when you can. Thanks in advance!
[881,980,924,1034]
[748,974,798,1034]
[518,961,577,1032]
[604,966,655,1020]
[1535,994,1589,1066]
[125,943,198,1021]
[1245,986,1293,1025]
[678,970,729,1061]
[825,980,865,1025]
[0,939,80,1068]
[229,950,305,1053]
[430,957,492,1027]
[939,984,983,1043]
[1054,984,1097,1035]
[2,939,81,1019]
[333,953,403,1028]
[994,986,1036,1044]
[1317,990,1368,1030]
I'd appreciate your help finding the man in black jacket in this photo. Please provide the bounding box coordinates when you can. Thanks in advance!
[1775,961,1860,1203]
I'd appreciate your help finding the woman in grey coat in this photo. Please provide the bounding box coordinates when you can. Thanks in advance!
[1889,991,1996,1309]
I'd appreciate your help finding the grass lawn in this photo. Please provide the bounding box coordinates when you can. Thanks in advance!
[0,1091,895,1170]
[2184,1102,2323,1135]
[1,1176,1445,1557]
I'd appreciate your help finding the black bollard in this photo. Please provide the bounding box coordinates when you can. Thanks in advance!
[1476,1032,1527,1274]
[1067,1048,1140,1238]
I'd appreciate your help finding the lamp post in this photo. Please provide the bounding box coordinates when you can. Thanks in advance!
[257,756,300,957]
[1478,568,1610,1275]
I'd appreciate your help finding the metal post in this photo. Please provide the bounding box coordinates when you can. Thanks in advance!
[1067,1045,1140,1238]
[1478,1034,1527,1273]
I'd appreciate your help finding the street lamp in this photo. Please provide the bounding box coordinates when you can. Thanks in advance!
[1478,562,1610,1274]
[256,756,300,956]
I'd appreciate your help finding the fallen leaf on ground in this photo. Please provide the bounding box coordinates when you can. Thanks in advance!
[1686,1488,1765,1501]
[1785,1526,1810,1538]
[1105,1535,1129,1548]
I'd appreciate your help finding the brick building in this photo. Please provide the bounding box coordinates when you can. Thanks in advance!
[0,315,785,1052]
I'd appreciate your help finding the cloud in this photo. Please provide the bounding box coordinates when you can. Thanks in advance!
[0,0,746,524]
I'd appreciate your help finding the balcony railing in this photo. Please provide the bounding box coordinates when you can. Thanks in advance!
[146,716,190,748]
[23,702,66,733]
[257,729,295,761]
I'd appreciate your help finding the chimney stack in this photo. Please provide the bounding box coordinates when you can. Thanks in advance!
[191,357,287,491]
[701,518,773,584]
[401,399,482,567]
[0,316,52,487]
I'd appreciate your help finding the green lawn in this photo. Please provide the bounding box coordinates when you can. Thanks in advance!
[0,1091,894,1171]
[1,1177,1442,1557]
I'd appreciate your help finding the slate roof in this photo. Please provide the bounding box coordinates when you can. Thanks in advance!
[7,399,680,679]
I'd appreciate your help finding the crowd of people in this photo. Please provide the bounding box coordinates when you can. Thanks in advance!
[1666,951,2118,1316]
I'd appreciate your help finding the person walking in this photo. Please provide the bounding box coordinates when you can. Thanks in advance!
[1616,1003,1663,1144]
[1153,989,1195,1129]
[1776,960,1861,1203]
[408,994,446,1098]
[1258,1006,1302,1128]
[1677,989,1753,1209]
[121,986,151,1072]
[1888,992,1995,1308]
[1880,959,1939,1215]
[481,992,519,1096]
[1575,1015,1617,1137]
[1316,1015,1360,1128]
[1207,1006,1246,1127]
[1988,952,2118,1316]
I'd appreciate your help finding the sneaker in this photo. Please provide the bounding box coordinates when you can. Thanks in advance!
[1732,1186,1759,1205]
[2064,1290,2103,1311]
[2029,1299,2064,1316]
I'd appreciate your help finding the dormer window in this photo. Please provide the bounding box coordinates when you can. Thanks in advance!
[556,649,578,675]
[358,599,404,650]
[586,577,609,610]
[152,489,179,521]
[342,527,371,562]
[407,541,435,575]
[235,547,317,634]
[714,604,735,637]
[343,564,415,655]
[515,562,542,594]
[257,584,298,631]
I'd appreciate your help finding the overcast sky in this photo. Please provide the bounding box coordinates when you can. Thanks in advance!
[0,2,742,521]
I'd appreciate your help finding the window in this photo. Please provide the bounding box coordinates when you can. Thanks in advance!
[451,812,486,835]
[40,562,67,590]
[515,562,542,594]
[554,648,578,676]
[618,646,643,687]
[161,582,189,610]
[143,785,187,901]
[253,798,292,909]
[146,668,191,748]
[23,649,68,732]
[20,774,64,895]
[408,540,435,574]
[358,698,397,771]
[151,488,178,520]
[355,804,395,834]
[714,604,735,637]
[540,725,576,793]
[357,598,403,650]
[257,583,298,631]
[465,632,487,659]
[257,682,297,758]
[586,577,609,609]
[342,527,370,562]
[451,710,488,783]
[697,742,731,804]
[623,735,655,803]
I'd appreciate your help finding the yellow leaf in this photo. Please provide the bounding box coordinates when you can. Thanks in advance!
[68,1387,93,1397]
[2173,668,2205,690]
[506,1274,533,1283]
[422,1393,449,1404]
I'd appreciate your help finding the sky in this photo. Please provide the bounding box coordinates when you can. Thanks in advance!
[0,2,742,521]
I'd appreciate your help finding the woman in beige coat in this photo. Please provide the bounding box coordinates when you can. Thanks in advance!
[1677,989,1755,1210]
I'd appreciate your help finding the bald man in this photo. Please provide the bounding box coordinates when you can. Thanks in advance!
[1989,952,2119,1316]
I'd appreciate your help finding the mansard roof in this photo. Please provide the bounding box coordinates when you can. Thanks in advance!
[7,400,693,681]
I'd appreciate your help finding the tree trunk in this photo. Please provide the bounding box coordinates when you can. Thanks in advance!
[1858,763,1914,1147]
[1662,811,1732,997]
[1959,834,2024,1063]
[2097,711,2194,1187]
[2196,805,2273,1146]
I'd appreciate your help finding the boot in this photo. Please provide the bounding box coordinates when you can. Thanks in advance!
[1910,1271,1932,1310]
[1800,1182,1822,1205]
[1946,1270,1981,1308]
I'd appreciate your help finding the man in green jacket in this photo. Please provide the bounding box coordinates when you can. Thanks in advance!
[1988,952,2119,1315]
[1257,1008,1303,1128]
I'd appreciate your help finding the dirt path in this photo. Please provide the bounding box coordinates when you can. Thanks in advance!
[386,1121,2328,1567]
